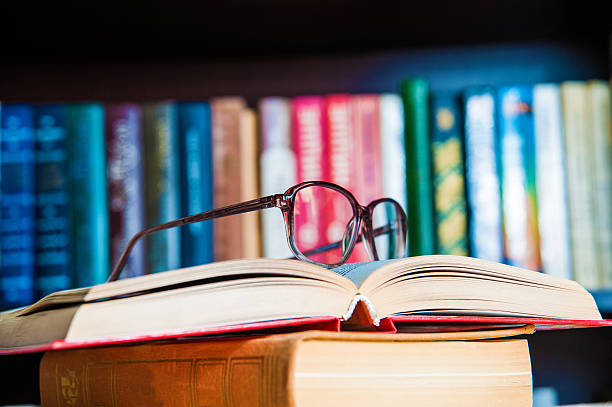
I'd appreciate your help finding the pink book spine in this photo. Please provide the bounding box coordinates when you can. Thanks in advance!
[351,95,383,260]
[326,94,368,262]
[291,96,329,257]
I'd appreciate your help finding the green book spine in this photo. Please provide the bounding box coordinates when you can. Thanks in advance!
[401,78,435,255]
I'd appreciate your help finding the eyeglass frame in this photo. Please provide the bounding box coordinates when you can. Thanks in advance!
[108,180,408,282]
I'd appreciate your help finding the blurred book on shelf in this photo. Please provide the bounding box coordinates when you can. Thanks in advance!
[1,73,612,311]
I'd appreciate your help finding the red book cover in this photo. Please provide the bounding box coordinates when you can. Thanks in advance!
[291,96,330,260]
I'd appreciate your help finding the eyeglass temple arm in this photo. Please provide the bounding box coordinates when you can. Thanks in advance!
[293,223,395,259]
[108,194,284,282]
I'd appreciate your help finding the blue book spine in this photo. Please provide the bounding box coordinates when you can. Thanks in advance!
[68,104,109,287]
[497,86,541,271]
[34,105,71,299]
[178,102,213,268]
[1,104,36,308]
[143,102,181,273]
[462,87,504,262]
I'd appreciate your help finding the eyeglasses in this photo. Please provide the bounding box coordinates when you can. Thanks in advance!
[108,181,408,282]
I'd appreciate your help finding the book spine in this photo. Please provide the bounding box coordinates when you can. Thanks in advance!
[239,108,262,258]
[259,97,296,259]
[401,79,435,256]
[0,104,36,308]
[325,94,364,262]
[462,87,503,262]
[106,104,146,279]
[430,93,468,256]
[586,80,612,287]
[143,102,181,273]
[533,84,572,280]
[291,96,329,258]
[40,335,295,407]
[497,86,541,270]
[177,102,214,268]
[34,105,71,298]
[379,94,407,212]
[561,82,600,288]
[68,104,109,287]
[211,97,247,261]
[350,94,382,261]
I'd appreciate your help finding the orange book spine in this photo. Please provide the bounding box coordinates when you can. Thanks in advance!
[40,335,295,407]
[211,98,247,261]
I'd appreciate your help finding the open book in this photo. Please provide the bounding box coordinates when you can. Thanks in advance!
[0,255,607,354]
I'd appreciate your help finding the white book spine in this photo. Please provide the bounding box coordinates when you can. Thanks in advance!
[379,94,407,212]
[533,84,572,280]
[259,98,296,259]
[586,81,612,287]
[561,82,600,288]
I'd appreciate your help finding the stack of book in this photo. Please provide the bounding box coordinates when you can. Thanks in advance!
[1,79,611,311]
[0,255,610,405]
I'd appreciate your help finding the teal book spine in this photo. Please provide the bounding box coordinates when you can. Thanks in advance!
[1,104,36,308]
[401,78,435,255]
[430,93,468,256]
[68,104,109,287]
[462,87,503,262]
[143,102,181,274]
[178,102,213,268]
[34,105,71,298]
[497,86,541,271]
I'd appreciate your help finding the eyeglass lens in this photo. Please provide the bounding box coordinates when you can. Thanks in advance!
[371,200,406,260]
[292,185,357,265]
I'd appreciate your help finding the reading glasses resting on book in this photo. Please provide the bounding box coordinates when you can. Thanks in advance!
[108,181,408,282]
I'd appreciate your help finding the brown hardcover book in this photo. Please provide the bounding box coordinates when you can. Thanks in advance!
[211,97,247,261]
[39,330,533,407]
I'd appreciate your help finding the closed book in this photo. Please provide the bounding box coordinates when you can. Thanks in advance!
[560,82,599,288]
[239,108,261,258]
[0,104,36,308]
[533,84,572,280]
[34,105,71,299]
[258,97,296,259]
[177,102,213,268]
[211,97,247,261]
[585,80,612,287]
[462,86,503,262]
[379,94,407,212]
[430,92,468,256]
[401,79,435,256]
[325,94,366,262]
[291,96,329,263]
[497,86,541,271]
[39,331,533,407]
[105,104,146,279]
[143,102,181,274]
[1,255,606,354]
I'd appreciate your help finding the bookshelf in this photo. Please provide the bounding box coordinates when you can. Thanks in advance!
[0,0,610,405]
